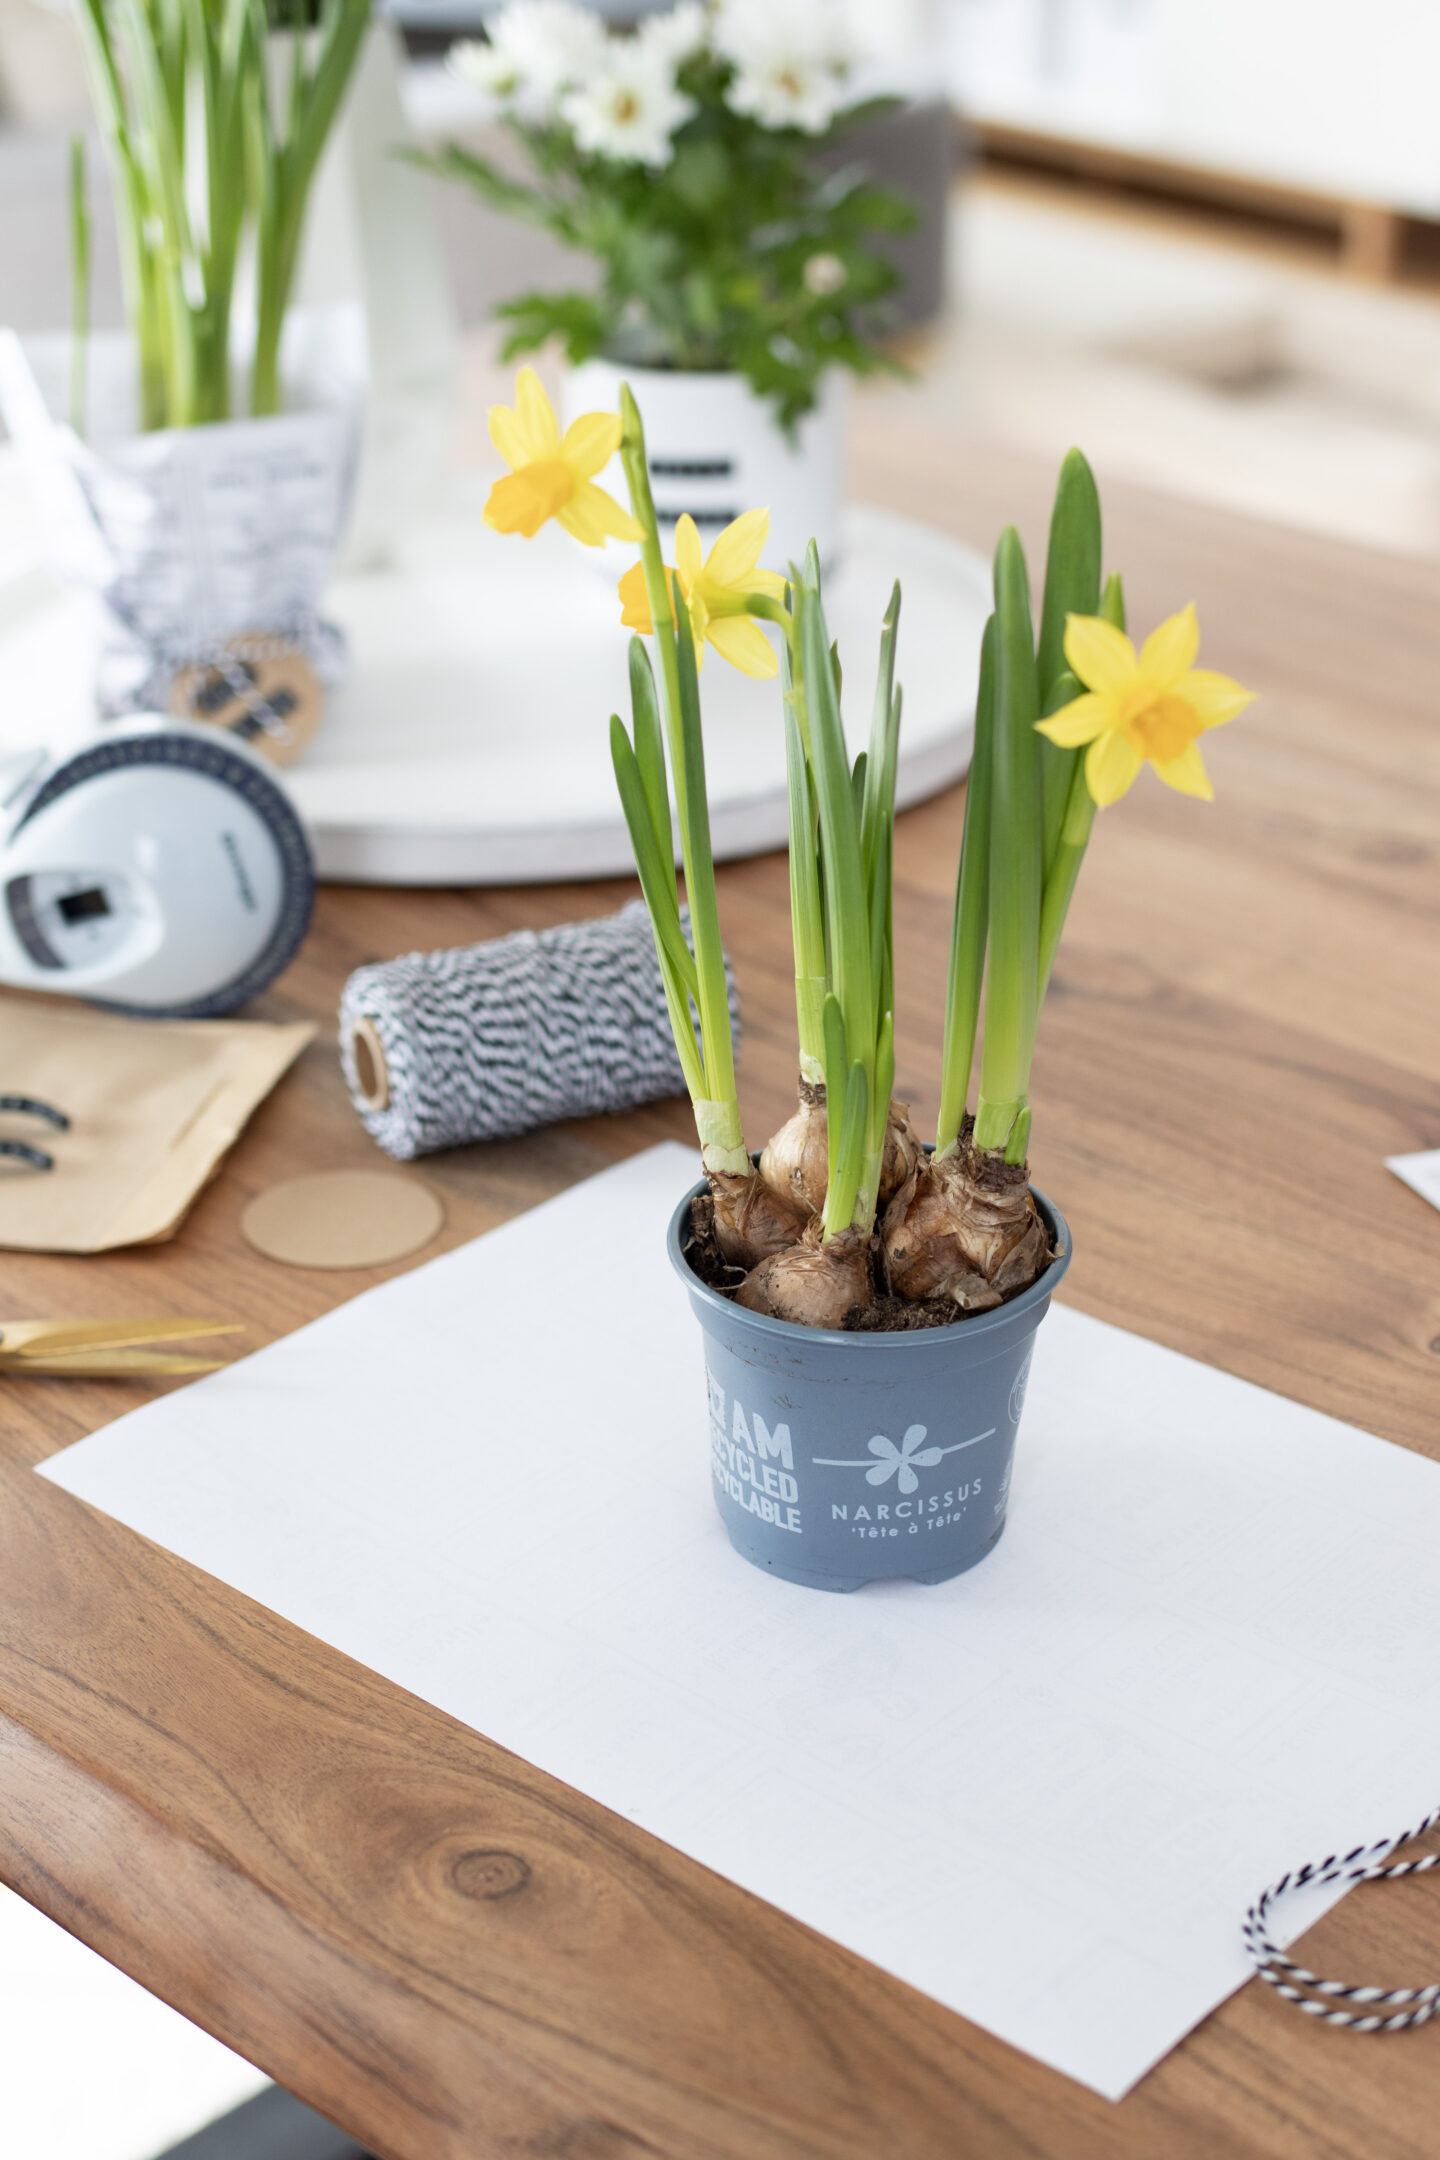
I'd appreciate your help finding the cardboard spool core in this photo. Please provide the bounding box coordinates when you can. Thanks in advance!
[349,1016,391,1111]
[241,1170,443,1270]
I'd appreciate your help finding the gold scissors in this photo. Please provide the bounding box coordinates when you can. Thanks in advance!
[0,1318,242,1377]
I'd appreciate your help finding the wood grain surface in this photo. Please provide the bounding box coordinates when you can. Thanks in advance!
[3,424,1440,2160]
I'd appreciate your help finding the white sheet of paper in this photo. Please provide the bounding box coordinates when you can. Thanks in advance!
[1387,1148,1440,1213]
[40,1144,1440,2101]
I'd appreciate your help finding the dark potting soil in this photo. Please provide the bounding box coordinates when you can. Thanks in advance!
[683,1193,750,1295]
[841,1293,964,1331]
[683,1195,1025,1331]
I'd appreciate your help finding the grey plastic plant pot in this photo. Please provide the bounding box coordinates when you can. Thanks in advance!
[668,1179,1071,1593]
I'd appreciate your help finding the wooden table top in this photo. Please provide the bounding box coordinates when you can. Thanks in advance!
[3,426,1440,2160]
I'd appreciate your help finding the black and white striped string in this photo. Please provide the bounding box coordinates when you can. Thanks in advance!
[339,902,740,1160]
[1243,1804,1440,2031]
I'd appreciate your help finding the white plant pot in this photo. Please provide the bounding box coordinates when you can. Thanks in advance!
[562,360,844,581]
[0,308,363,719]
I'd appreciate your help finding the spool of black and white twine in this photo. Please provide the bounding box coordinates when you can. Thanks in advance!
[1243,1804,1440,2032]
[339,901,740,1161]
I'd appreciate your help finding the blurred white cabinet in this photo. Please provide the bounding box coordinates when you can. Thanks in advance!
[948,0,1440,215]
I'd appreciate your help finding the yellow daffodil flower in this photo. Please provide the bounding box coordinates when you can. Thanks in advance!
[485,367,641,547]
[1036,603,1253,806]
[618,509,788,677]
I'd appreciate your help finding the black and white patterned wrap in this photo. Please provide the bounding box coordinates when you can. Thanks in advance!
[1243,1804,1440,2032]
[339,901,740,1161]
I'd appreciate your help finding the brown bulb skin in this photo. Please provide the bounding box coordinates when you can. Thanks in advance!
[709,1169,810,1271]
[883,1139,1050,1310]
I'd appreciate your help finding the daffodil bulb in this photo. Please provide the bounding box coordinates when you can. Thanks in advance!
[759,1078,830,1217]
[459,0,609,117]
[760,1086,921,1221]
[736,1219,875,1329]
[560,50,697,167]
[883,1139,1051,1313]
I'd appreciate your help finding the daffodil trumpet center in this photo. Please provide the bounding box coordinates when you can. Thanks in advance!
[1117,686,1202,764]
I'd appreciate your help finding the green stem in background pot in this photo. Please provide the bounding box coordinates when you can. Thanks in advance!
[68,135,90,437]
[73,0,367,431]
[609,385,808,1271]
[251,0,372,418]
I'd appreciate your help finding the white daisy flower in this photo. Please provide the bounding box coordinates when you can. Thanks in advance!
[459,0,610,116]
[635,0,710,65]
[561,52,697,166]
[713,0,856,132]
[448,37,526,102]
[726,51,846,131]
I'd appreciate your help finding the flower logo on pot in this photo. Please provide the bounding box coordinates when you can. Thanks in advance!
[814,1425,995,1494]
[863,1425,942,1494]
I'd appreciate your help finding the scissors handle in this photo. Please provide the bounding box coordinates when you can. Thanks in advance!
[0,1097,69,1130]
[0,1138,54,1172]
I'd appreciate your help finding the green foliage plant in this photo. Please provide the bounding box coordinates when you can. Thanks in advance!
[425,0,915,432]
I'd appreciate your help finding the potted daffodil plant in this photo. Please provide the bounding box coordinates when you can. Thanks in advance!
[429,0,914,571]
[483,363,1253,1592]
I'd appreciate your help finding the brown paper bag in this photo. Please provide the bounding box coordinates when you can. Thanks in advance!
[0,995,313,1252]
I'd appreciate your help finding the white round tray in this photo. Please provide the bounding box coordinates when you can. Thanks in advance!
[299,504,987,884]
[0,467,988,886]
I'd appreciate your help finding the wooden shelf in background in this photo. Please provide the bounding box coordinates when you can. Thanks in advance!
[971,118,1430,283]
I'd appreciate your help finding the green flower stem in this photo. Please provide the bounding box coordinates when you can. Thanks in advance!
[766,590,828,1077]
[799,574,880,1234]
[1036,449,1102,878]
[1036,756,1096,999]
[974,527,1042,1164]
[865,1005,895,1226]
[860,584,901,1068]
[618,383,746,1175]
[783,689,827,1083]
[935,613,995,1160]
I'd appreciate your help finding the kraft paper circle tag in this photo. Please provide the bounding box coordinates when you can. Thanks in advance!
[169,634,324,767]
[241,1170,444,1270]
